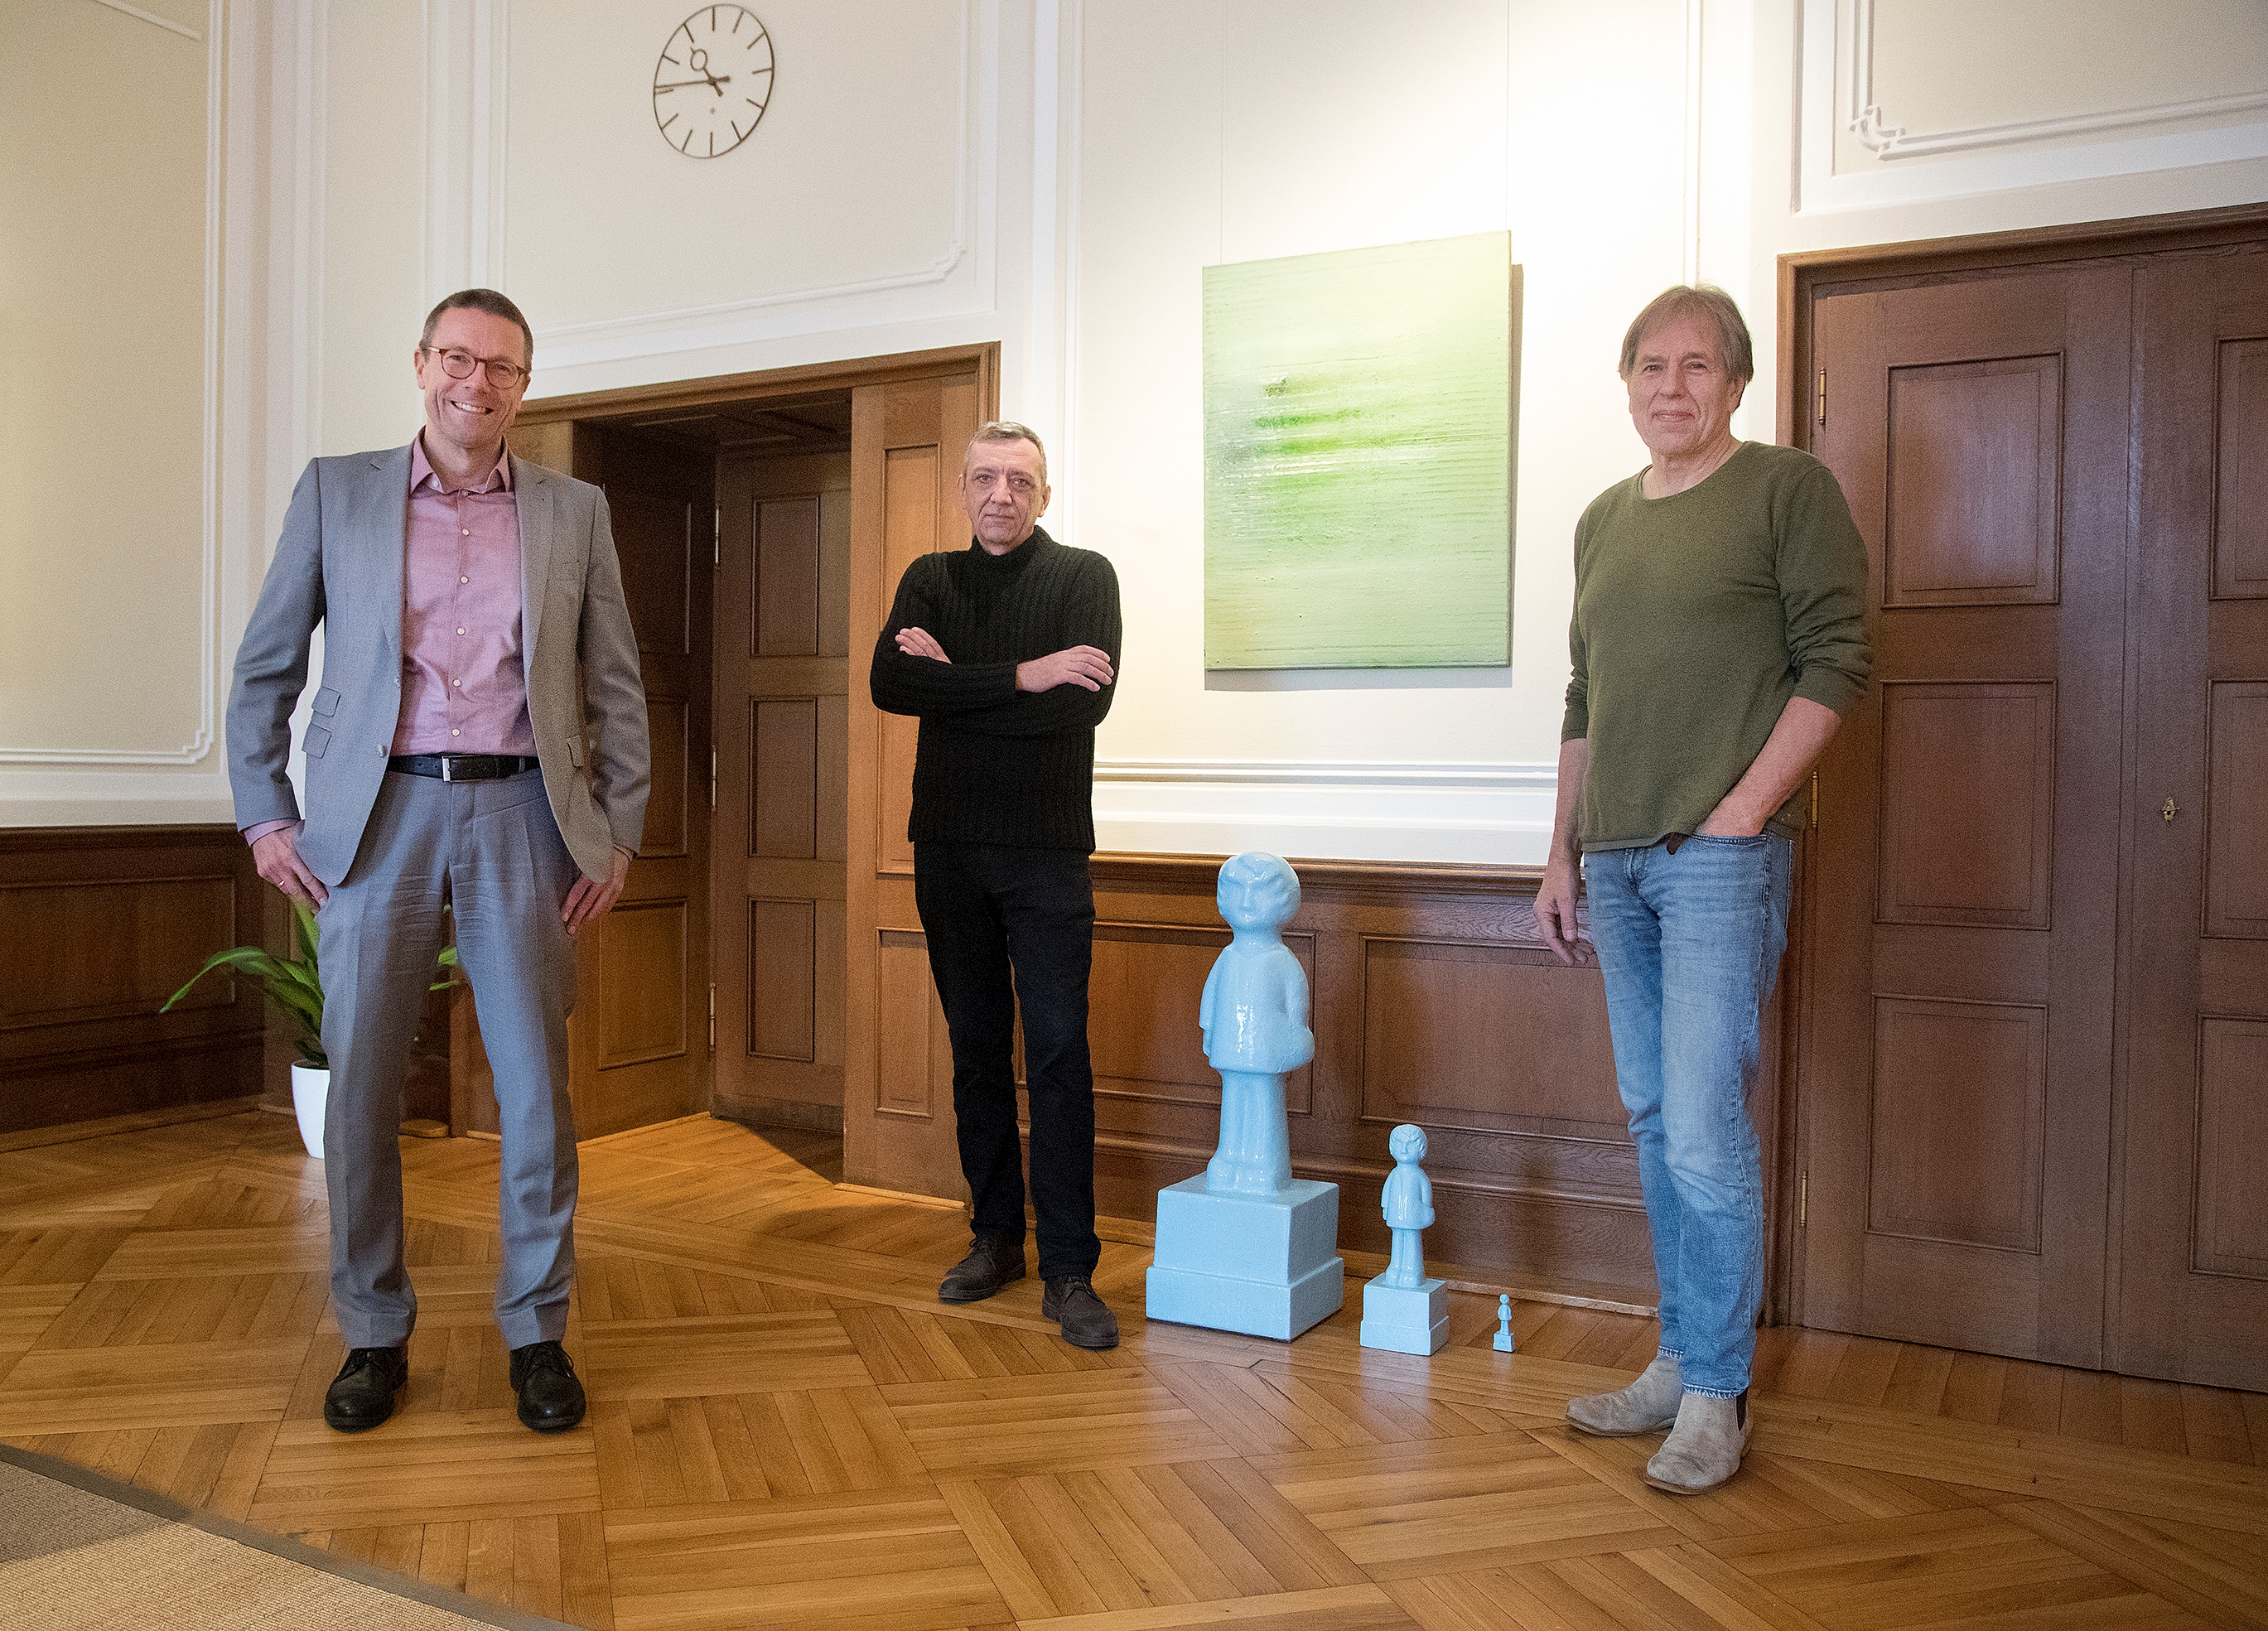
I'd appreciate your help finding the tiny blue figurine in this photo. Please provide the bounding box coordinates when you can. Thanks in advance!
[1494,1293,1515,1353]
[1146,854,1344,1340]
[1359,1123,1450,1354]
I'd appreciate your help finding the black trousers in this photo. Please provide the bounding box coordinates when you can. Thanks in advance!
[913,842,1100,1280]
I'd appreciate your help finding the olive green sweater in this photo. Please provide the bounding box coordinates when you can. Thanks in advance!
[1561,442,1870,851]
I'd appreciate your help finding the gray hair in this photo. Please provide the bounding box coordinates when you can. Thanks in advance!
[1618,285,1753,384]
[420,288,534,369]
[964,420,1048,485]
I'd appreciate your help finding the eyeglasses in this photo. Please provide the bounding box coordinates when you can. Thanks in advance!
[422,346,529,389]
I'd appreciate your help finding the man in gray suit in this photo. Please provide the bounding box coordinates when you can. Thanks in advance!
[228,288,648,1436]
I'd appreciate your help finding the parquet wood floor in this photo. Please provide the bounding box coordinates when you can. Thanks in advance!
[2,1108,2262,1630]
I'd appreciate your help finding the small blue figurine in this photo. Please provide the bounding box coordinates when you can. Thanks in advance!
[1200,853,1314,1196]
[1494,1293,1515,1352]
[1379,1124,1436,1287]
[1359,1122,1449,1355]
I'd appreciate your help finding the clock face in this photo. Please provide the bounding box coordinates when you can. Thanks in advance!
[653,6,775,159]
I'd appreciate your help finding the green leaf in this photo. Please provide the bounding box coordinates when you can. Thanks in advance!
[162,946,287,1011]
[292,898,321,963]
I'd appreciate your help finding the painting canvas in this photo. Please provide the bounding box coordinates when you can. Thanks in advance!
[1204,231,1515,669]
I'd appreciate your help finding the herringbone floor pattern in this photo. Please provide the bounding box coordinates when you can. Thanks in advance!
[2,1104,2262,1629]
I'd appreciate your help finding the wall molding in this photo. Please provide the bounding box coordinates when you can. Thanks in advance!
[1092,757,1558,866]
[85,0,200,41]
[1096,758,1555,789]
[1846,0,2268,162]
[1799,0,2268,214]
[528,0,987,376]
[1680,0,1703,286]
[422,0,511,304]
[0,0,224,767]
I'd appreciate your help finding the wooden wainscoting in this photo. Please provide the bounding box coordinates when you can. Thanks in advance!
[0,824,267,1132]
[1081,854,1700,1307]
[861,852,1788,1308]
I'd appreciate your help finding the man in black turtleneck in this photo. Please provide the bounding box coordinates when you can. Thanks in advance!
[869,421,1124,1349]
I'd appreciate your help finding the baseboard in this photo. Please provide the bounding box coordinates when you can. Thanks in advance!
[0,1094,263,1154]
[718,1095,845,1135]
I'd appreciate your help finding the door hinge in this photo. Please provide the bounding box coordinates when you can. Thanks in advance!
[1809,770,1819,829]
[710,746,718,812]
[1798,1173,1808,1228]
[714,505,721,568]
[707,983,716,1052]
[1816,368,1826,427]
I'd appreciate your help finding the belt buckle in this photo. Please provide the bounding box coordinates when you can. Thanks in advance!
[440,756,456,784]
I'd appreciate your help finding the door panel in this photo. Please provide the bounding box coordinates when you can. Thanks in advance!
[843,372,986,1200]
[714,449,851,1123]
[456,426,712,1140]
[1801,268,2131,1366]
[570,426,714,1137]
[2113,252,2268,1390]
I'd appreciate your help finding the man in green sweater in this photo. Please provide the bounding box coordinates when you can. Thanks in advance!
[870,421,1125,1349]
[1535,287,1870,1493]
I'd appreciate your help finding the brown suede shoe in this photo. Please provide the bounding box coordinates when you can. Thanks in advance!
[1566,1354,1682,1437]
[1643,1389,1754,1494]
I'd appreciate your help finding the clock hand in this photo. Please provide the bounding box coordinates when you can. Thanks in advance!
[654,74,731,92]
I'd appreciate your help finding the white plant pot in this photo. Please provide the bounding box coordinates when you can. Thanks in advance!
[290,1062,330,1159]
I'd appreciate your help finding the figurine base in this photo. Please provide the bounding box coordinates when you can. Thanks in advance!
[1358,1276,1449,1355]
[1145,1176,1344,1341]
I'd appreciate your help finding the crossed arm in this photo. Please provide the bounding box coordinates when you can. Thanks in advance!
[892,625,1115,694]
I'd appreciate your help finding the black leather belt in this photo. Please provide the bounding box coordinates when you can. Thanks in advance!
[388,754,540,782]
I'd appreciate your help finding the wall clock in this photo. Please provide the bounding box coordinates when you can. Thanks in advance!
[653,6,775,159]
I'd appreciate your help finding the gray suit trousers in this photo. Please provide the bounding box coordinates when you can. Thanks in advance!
[318,768,579,1349]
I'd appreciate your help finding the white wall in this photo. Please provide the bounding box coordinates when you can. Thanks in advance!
[7,0,2263,856]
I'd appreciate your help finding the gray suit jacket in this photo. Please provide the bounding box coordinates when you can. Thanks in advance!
[227,443,650,885]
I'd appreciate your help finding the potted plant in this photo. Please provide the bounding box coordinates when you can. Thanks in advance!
[163,902,458,1159]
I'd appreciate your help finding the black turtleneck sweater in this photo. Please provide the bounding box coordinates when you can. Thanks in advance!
[869,526,1122,851]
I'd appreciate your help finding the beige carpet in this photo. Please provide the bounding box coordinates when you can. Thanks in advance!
[0,1447,567,1631]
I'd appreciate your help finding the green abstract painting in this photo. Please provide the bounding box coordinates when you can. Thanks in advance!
[1204,232,1515,668]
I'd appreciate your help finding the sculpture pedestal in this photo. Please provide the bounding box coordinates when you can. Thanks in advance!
[1145,1176,1344,1340]
[1359,1275,1448,1355]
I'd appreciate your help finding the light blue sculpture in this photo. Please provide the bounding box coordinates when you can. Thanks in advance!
[1146,854,1344,1340]
[1494,1293,1515,1352]
[1358,1124,1450,1355]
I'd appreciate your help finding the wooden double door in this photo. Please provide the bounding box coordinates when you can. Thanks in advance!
[1796,223,2268,1389]
[478,350,994,1154]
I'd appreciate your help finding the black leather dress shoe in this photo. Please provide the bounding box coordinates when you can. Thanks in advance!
[323,1345,408,1432]
[939,1235,1027,1303]
[1042,1275,1120,1350]
[509,1340,586,1433]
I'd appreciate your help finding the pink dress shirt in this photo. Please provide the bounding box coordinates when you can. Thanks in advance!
[392,436,538,756]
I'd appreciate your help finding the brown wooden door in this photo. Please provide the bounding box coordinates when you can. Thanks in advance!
[712,447,852,1125]
[1800,268,2134,1366]
[2112,250,2268,1391]
[568,425,714,1137]
[455,425,713,1139]
[842,369,987,1199]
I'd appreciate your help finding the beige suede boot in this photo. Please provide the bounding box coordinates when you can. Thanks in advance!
[1643,1389,1753,1494]
[1565,1354,1682,1437]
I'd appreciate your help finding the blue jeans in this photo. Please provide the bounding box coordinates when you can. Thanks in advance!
[1585,833,1793,1397]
